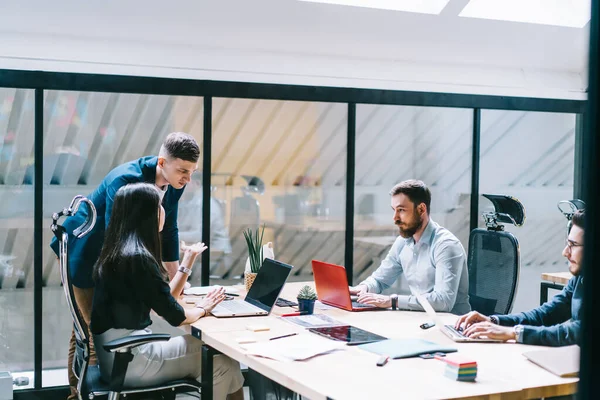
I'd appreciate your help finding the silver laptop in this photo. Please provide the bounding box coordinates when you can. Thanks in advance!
[415,293,502,343]
[210,258,293,318]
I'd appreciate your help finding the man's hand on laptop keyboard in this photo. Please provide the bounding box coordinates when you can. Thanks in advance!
[357,292,391,308]
[349,285,368,296]
[454,311,491,331]
[462,321,515,341]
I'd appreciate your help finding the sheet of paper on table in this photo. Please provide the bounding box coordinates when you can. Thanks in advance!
[241,333,345,362]
[279,314,346,328]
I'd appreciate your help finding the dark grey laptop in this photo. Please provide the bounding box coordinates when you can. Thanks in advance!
[210,258,293,318]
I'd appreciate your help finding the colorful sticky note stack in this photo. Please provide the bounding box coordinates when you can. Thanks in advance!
[436,354,477,382]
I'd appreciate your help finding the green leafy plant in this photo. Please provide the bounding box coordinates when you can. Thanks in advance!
[297,285,317,301]
[243,224,265,273]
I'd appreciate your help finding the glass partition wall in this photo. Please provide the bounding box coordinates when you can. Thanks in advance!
[209,98,347,283]
[479,110,577,312]
[0,88,35,384]
[352,105,473,292]
[38,91,205,387]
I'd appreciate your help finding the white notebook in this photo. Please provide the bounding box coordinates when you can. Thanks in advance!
[523,345,580,377]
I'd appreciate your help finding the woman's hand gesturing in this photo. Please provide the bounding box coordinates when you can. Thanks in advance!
[197,286,226,315]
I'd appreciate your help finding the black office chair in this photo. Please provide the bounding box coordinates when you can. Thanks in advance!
[467,194,525,316]
[557,199,585,234]
[51,196,202,400]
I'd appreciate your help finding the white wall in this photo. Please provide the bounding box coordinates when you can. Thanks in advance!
[0,0,589,99]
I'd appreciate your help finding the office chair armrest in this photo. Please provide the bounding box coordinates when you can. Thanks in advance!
[103,333,171,353]
[104,333,170,392]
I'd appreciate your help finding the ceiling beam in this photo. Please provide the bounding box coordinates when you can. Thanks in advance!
[440,0,470,16]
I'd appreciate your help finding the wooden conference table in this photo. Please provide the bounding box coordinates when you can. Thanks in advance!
[539,272,572,305]
[186,282,577,400]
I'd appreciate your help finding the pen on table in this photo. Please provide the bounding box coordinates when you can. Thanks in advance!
[376,355,390,367]
[280,312,309,317]
[269,333,299,341]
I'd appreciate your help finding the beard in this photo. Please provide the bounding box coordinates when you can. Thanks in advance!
[396,211,423,238]
[568,262,581,277]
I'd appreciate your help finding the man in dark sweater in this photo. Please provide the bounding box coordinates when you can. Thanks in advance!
[455,210,585,347]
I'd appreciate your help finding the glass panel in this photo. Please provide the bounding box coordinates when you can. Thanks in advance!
[210,98,347,284]
[479,110,576,312]
[353,104,473,290]
[0,88,35,389]
[41,91,203,387]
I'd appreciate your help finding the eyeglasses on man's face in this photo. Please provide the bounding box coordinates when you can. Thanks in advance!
[565,239,584,250]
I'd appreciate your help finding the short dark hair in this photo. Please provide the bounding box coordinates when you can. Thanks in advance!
[159,132,200,163]
[389,179,431,214]
[572,209,585,230]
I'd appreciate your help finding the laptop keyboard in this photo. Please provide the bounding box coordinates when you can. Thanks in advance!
[212,301,263,314]
[352,301,374,309]
[275,298,298,307]
[444,324,467,338]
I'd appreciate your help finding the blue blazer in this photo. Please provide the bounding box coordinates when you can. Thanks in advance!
[50,156,185,288]
[495,275,582,347]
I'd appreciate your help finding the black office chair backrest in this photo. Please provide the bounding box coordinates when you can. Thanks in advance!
[468,229,519,315]
[468,194,524,315]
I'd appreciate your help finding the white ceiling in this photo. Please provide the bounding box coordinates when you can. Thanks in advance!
[0,0,590,97]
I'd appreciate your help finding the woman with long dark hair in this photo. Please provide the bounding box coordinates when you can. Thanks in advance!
[91,183,244,399]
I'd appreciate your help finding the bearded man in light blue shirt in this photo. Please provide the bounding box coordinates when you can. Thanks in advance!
[353,180,471,315]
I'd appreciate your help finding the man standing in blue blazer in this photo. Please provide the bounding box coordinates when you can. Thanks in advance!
[455,210,585,347]
[51,132,200,400]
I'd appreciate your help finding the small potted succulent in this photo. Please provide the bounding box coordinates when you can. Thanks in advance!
[297,285,317,315]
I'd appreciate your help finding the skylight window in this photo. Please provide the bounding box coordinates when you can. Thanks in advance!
[459,0,591,28]
[296,0,450,15]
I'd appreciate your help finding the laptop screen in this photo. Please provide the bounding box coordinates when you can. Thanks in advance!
[245,258,293,312]
[415,292,442,327]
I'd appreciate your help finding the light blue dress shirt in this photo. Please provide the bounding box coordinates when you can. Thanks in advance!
[360,219,471,315]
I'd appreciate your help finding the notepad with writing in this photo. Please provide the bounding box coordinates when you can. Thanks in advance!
[523,345,580,377]
[358,339,457,359]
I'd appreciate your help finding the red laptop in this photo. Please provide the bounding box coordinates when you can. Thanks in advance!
[312,260,379,312]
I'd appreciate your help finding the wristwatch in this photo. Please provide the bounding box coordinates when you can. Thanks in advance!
[490,315,499,325]
[514,325,525,343]
[178,265,192,276]
[390,294,398,310]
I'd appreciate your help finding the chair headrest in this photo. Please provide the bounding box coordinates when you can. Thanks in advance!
[557,199,585,220]
[51,195,97,239]
[241,175,265,195]
[482,194,526,228]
